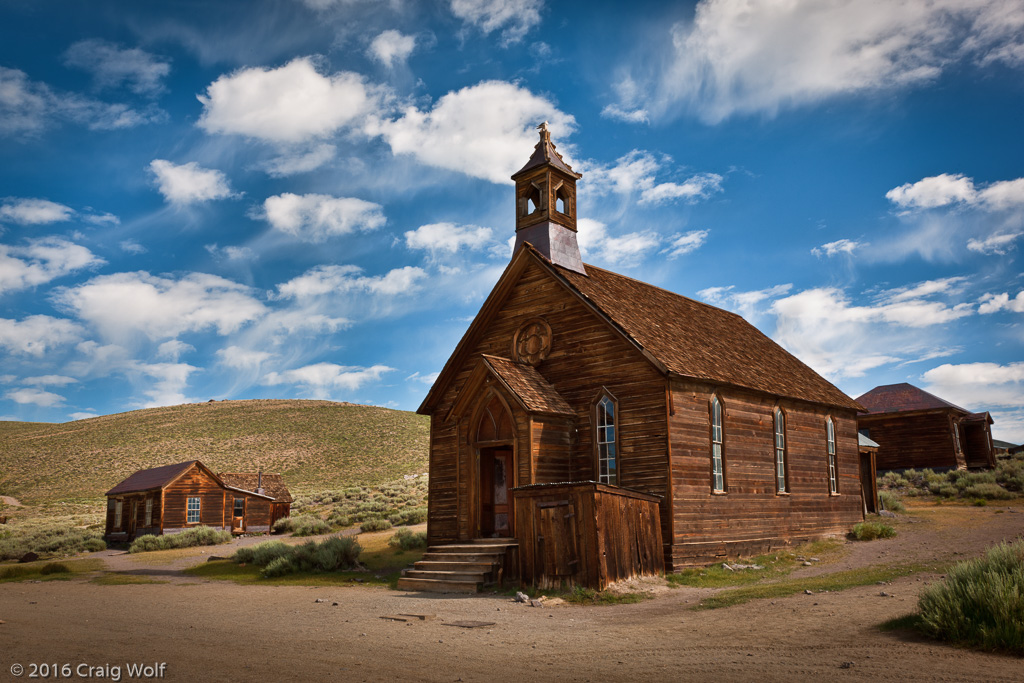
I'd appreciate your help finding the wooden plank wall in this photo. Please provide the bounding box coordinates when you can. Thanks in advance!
[531,415,573,484]
[859,411,963,471]
[963,422,995,469]
[668,381,863,568]
[105,491,162,540]
[163,464,228,531]
[426,260,668,543]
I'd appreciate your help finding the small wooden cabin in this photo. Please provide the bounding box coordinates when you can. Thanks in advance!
[410,126,866,591]
[104,461,291,542]
[856,383,996,471]
[218,472,293,531]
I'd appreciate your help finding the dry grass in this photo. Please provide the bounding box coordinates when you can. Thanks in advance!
[0,399,429,505]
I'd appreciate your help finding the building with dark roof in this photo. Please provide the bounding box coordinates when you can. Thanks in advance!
[856,383,996,471]
[406,126,867,591]
[104,460,291,541]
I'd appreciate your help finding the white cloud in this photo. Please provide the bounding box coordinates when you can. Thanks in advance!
[586,150,723,205]
[886,173,977,210]
[406,371,440,384]
[120,240,147,254]
[368,30,416,68]
[261,144,336,177]
[369,80,575,184]
[5,387,65,407]
[205,244,256,261]
[156,340,195,361]
[274,264,427,299]
[56,271,266,341]
[882,276,969,303]
[812,239,865,257]
[575,218,660,266]
[261,193,385,242]
[0,315,84,356]
[405,222,494,255]
[130,361,198,408]
[64,40,171,96]
[699,283,793,321]
[663,229,710,258]
[263,362,393,398]
[600,104,649,124]
[70,411,98,421]
[977,178,1024,211]
[450,0,543,45]
[197,57,376,143]
[978,291,1024,314]
[616,0,1024,123]
[0,237,104,294]
[0,198,74,224]
[84,212,120,226]
[922,362,1024,439]
[149,159,236,205]
[22,375,77,386]
[217,346,273,369]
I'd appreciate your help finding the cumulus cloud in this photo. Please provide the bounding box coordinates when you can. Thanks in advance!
[217,345,274,369]
[5,387,65,407]
[369,80,575,184]
[149,160,236,205]
[156,340,195,361]
[887,173,1024,211]
[450,0,543,45]
[612,0,1024,123]
[274,264,427,299]
[260,193,385,242]
[585,150,723,205]
[197,57,376,143]
[922,362,1024,439]
[405,222,494,255]
[813,239,865,258]
[576,218,660,266]
[0,237,104,294]
[56,271,266,341]
[978,291,1024,314]
[0,197,75,225]
[368,30,416,68]
[698,283,793,322]
[663,229,709,258]
[70,411,98,421]
[64,40,171,96]
[263,362,393,398]
[0,315,84,356]
[130,361,198,408]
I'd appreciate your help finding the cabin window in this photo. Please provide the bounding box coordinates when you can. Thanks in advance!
[711,396,725,492]
[595,393,618,485]
[234,498,245,517]
[187,496,201,524]
[826,417,838,494]
[774,408,788,493]
[114,500,123,529]
[145,498,153,527]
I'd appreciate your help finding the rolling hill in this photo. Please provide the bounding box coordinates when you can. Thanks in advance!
[0,400,429,505]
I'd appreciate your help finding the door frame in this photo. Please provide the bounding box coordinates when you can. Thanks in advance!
[469,389,519,539]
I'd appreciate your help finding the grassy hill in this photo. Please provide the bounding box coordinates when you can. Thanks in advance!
[0,400,429,505]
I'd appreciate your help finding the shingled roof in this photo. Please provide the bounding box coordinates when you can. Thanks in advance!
[218,473,293,503]
[511,123,580,180]
[554,260,861,411]
[106,460,198,496]
[856,383,967,415]
[482,355,574,416]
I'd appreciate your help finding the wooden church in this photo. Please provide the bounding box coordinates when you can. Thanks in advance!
[407,125,865,592]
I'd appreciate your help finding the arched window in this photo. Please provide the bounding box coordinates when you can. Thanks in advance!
[595,392,618,485]
[711,396,725,492]
[774,408,788,493]
[477,394,514,443]
[826,417,838,494]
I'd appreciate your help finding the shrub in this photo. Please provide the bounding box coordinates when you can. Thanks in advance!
[261,556,294,578]
[936,484,958,498]
[251,541,292,567]
[962,483,1014,500]
[360,518,392,532]
[0,519,106,560]
[237,536,361,578]
[271,517,293,534]
[40,562,69,575]
[878,490,905,513]
[879,471,909,489]
[917,540,1024,654]
[388,528,428,551]
[327,513,351,528]
[291,516,331,537]
[851,521,896,541]
[128,526,231,553]
[388,507,427,526]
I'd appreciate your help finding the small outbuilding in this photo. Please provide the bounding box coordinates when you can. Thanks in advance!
[104,461,291,542]
[856,383,996,471]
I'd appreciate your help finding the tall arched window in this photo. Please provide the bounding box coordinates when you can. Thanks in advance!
[595,393,618,485]
[711,396,725,492]
[774,408,788,493]
[826,417,838,494]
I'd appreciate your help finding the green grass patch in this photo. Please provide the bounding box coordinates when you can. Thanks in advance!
[0,558,103,583]
[129,526,232,553]
[695,562,931,610]
[90,573,168,585]
[850,521,896,540]
[667,539,842,589]
[388,528,427,551]
[564,586,653,605]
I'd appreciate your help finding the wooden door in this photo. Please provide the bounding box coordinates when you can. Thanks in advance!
[128,501,138,538]
[232,497,245,533]
[481,449,512,537]
[860,453,878,513]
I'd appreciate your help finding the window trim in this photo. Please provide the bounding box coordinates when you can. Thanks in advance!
[234,497,245,518]
[826,416,838,494]
[186,496,201,524]
[114,499,123,529]
[710,395,726,493]
[144,498,153,527]
[774,406,789,494]
[593,389,620,486]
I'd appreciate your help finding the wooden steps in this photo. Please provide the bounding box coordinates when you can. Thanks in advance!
[396,538,518,593]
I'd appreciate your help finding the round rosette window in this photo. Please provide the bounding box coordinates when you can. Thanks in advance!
[512,318,552,366]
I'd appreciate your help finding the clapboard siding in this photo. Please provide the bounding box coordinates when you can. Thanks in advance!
[860,411,964,471]
[163,464,227,529]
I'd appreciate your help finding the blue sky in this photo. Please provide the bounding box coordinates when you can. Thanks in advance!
[2,0,1023,441]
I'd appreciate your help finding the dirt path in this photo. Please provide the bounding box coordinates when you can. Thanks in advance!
[0,496,23,507]
[1,504,1022,682]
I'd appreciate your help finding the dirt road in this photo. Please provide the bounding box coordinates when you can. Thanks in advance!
[1,503,1021,682]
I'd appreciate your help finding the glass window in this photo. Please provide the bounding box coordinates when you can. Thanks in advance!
[827,417,838,494]
[596,394,618,485]
[711,397,724,492]
[775,408,787,493]
[145,498,153,527]
[187,496,201,523]
[114,500,123,529]
[234,497,245,517]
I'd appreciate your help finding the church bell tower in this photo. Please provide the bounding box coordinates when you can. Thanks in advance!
[511,123,585,275]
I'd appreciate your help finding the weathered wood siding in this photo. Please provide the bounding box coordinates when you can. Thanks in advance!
[962,422,995,469]
[859,410,964,471]
[668,380,863,568]
[427,260,668,543]
[162,464,227,532]
[222,492,273,532]
[105,491,161,540]
[513,482,663,589]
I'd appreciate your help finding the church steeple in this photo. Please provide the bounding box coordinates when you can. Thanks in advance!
[511,123,585,274]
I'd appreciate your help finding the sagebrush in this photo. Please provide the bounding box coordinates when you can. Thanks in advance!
[0,515,106,560]
[129,526,232,553]
[877,457,1023,502]
[850,521,896,541]
[232,536,362,578]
